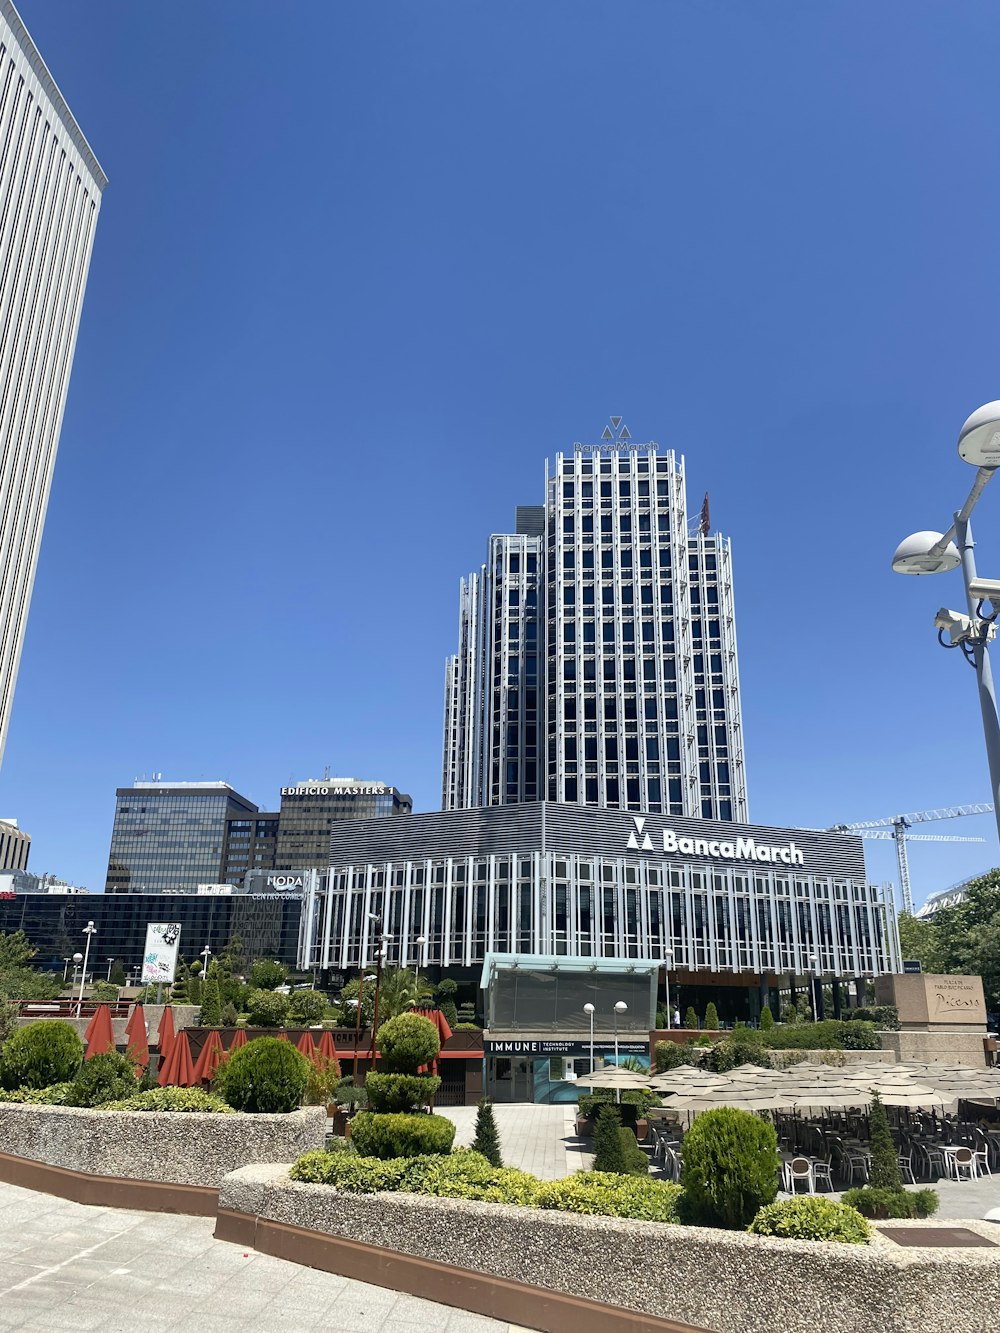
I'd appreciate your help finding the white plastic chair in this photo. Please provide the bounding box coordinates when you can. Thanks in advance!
[953,1145,978,1181]
[784,1156,814,1195]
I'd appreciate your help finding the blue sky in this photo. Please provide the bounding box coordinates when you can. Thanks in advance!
[2,0,999,905]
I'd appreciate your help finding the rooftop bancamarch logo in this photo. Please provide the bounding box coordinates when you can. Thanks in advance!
[626,816,805,867]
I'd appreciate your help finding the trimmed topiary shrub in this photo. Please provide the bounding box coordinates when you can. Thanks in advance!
[67,1051,138,1107]
[244,988,291,1028]
[198,964,223,1027]
[536,1173,681,1221]
[749,1196,871,1243]
[376,1012,440,1073]
[760,1005,774,1031]
[102,1087,235,1113]
[681,1106,780,1229]
[348,1110,456,1159]
[706,1028,771,1073]
[365,1072,440,1113]
[703,1002,720,1030]
[684,1006,699,1031]
[592,1103,627,1173]
[249,960,287,991]
[471,1096,503,1167]
[0,1021,84,1090]
[216,1035,309,1112]
[654,1040,701,1072]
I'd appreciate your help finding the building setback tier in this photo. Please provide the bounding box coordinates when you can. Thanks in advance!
[302,803,897,977]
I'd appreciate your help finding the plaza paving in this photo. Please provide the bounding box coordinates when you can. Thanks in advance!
[0,1182,525,1333]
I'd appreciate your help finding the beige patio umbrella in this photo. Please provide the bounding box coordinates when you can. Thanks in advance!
[576,1067,654,1090]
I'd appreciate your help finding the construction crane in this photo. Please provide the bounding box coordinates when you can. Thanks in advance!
[829,804,994,916]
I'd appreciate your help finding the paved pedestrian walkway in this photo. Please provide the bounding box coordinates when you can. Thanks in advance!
[441,1103,593,1177]
[0,1181,523,1333]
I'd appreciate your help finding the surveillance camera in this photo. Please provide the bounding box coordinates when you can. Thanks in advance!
[934,607,973,643]
[968,577,1000,604]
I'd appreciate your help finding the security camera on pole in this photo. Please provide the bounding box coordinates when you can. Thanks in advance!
[892,401,1000,854]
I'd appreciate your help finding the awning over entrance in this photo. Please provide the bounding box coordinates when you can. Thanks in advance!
[480,952,659,1037]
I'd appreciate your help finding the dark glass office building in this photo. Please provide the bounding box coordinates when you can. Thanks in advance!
[105,783,260,894]
[274,780,412,871]
[0,889,303,974]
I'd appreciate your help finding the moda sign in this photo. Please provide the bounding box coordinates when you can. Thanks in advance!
[626,816,805,866]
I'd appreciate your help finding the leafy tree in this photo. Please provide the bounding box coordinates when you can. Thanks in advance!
[288,988,327,1024]
[245,988,290,1027]
[927,871,1000,1012]
[703,1002,719,1031]
[0,997,17,1050]
[249,959,287,991]
[0,931,62,1002]
[471,1097,503,1167]
[109,961,128,987]
[896,911,942,972]
[337,975,376,1028]
[91,981,119,1002]
[684,1005,699,1030]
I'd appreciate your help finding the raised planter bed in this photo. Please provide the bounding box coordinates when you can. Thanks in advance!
[216,1165,1000,1333]
[0,1103,326,1190]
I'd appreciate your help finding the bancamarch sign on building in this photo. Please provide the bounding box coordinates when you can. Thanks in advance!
[298,803,901,994]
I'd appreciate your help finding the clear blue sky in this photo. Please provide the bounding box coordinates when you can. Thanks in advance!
[3,1,999,905]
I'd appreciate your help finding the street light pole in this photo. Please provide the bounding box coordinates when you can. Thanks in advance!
[415,935,427,985]
[106,958,115,982]
[954,512,1000,828]
[76,922,96,1017]
[583,1002,595,1075]
[663,949,674,1029]
[613,1000,627,1103]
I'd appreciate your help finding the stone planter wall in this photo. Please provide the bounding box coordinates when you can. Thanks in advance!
[0,1104,326,1186]
[218,1166,1000,1333]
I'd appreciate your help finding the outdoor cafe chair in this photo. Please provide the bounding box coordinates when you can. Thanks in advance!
[783,1156,814,1195]
[952,1146,978,1181]
[810,1157,834,1192]
[896,1149,916,1184]
[971,1130,992,1177]
[914,1141,948,1182]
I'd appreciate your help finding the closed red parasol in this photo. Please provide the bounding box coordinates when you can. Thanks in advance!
[412,1008,452,1075]
[83,1004,115,1059]
[297,1031,320,1065]
[317,1030,338,1063]
[156,1006,176,1064]
[157,1031,195,1087]
[124,1004,150,1072]
[227,1028,248,1052]
[192,1030,225,1085]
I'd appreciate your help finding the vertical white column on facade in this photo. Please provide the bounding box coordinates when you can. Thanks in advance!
[463,857,475,967]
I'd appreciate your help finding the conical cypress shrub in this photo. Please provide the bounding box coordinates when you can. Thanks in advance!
[684,1005,699,1031]
[198,963,223,1027]
[471,1097,503,1166]
[704,1002,720,1030]
[760,1005,774,1031]
[867,1092,902,1190]
[593,1103,627,1174]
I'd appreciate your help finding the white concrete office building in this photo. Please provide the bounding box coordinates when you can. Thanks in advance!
[443,419,748,821]
[0,1,105,766]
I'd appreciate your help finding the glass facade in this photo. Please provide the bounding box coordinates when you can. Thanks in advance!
[442,423,747,820]
[0,890,303,974]
[105,784,259,893]
[275,782,411,871]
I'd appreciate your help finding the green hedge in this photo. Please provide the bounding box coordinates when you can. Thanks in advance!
[102,1087,235,1113]
[847,1006,900,1031]
[348,1110,456,1159]
[0,1082,73,1104]
[748,1197,871,1243]
[763,1020,879,1051]
[66,1051,139,1107]
[289,1149,683,1222]
[841,1186,939,1219]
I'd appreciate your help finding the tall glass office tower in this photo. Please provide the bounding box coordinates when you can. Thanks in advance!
[0,2,105,767]
[443,419,748,821]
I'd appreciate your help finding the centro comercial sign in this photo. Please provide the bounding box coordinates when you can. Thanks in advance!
[627,816,804,866]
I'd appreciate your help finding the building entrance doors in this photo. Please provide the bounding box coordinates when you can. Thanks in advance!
[489,1056,533,1103]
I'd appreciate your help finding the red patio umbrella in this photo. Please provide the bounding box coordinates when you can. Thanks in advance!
[157,1031,195,1087]
[84,1004,115,1059]
[192,1030,225,1085]
[413,1008,452,1075]
[226,1028,247,1052]
[297,1031,320,1065]
[317,1030,338,1064]
[156,1006,176,1064]
[124,1004,150,1072]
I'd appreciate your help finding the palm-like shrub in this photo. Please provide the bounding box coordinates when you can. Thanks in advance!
[0,1020,83,1089]
[216,1036,309,1112]
[681,1107,780,1229]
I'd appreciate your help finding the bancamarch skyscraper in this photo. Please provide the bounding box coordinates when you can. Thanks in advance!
[442,419,747,821]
